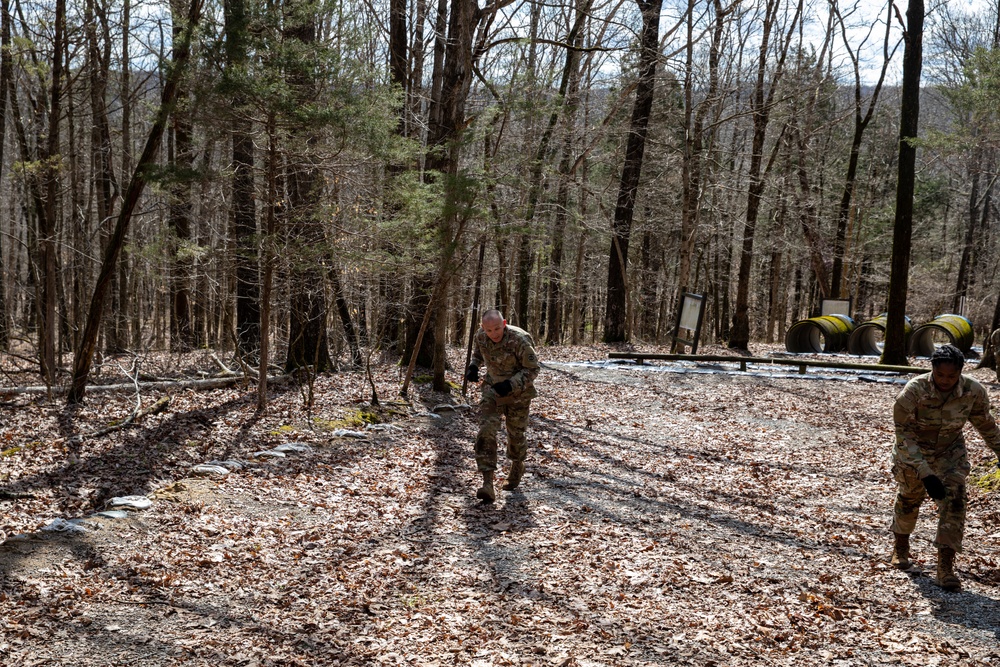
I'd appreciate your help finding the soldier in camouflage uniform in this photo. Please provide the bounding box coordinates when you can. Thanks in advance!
[464,310,540,503]
[890,344,1000,591]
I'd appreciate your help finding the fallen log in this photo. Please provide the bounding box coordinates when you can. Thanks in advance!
[0,374,293,396]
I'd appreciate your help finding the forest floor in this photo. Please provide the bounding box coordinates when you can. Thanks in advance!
[2,343,1000,666]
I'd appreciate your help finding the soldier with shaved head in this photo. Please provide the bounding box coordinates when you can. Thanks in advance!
[464,310,540,503]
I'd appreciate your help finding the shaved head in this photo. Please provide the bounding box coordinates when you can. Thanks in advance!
[482,309,504,325]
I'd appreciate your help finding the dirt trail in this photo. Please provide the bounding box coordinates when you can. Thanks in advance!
[2,349,1000,665]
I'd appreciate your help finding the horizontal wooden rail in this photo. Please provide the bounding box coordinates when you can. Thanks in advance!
[606,352,925,375]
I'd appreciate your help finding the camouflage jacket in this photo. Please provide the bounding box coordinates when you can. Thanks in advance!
[471,324,540,400]
[893,372,1000,478]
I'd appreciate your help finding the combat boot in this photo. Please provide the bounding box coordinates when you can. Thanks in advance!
[476,471,495,503]
[503,461,524,491]
[937,546,962,592]
[891,532,911,570]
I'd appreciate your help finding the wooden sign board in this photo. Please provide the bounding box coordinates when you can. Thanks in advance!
[672,292,706,353]
[820,298,852,318]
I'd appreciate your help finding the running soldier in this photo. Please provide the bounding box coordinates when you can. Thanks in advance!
[890,344,1000,591]
[464,310,540,503]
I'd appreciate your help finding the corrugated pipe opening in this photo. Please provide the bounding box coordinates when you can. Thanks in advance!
[908,314,974,357]
[847,314,913,356]
[785,315,856,353]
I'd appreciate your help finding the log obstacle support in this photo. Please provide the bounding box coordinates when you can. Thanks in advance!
[607,352,925,375]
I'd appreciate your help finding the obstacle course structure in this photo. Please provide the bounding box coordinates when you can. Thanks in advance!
[786,312,974,357]
[908,314,974,356]
[784,314,856,353]
[847,314,912,356]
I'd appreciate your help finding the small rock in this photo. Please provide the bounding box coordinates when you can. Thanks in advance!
[108,496,152,510]
[253,450,286,458]
[191,464,230,477]
[413,412,441,420]
[365,423,396,431]
[91,510,129,520]
[432,404,456,413]
[273,442,313,454]
[332,429,369,438]
[42,518,91,533]
[207,459,245,470]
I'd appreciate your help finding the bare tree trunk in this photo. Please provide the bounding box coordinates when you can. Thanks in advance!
[954,147,982,313]
[678,0,729,298]
[258,112,279,410]
[226,0,261,361]
[881,0,923,366]
[604,0,662,343]
[424,0,480,391]
[729,0,802,351]
[0,0,11,349]
[168,2,195,352]
[545,0,591,345]
[69,0,204,403]
[283,0,332,374]
[328,262,362,367]
[830,1,892,298]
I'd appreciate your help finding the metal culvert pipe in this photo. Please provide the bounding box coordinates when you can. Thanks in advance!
[785,314,856,353]
[908,314,975,356]
[847,314,913,356]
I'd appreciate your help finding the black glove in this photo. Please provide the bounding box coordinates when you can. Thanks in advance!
[493,380,513,397]
[465,365,479,382]
[922,475,947,500]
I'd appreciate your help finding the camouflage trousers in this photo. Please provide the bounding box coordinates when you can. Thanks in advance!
[890,445,970,552]
[475,391,532,473]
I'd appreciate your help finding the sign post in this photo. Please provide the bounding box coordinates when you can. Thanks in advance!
[671,291,706,353]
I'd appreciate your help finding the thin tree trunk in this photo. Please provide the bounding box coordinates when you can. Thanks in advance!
[729,0,802,350]
[258,113,278,410]
[830,1,892,298]
[0,0,11,349]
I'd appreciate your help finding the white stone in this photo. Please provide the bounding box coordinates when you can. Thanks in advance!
[108,495,152,510]
[191,464,230,477]
[207,459,245,470]
[332,429,369,438]
[42,518,90,533]
[273,442,313,454]
[254,450,286,458]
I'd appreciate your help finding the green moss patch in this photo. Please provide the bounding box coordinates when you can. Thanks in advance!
[974,468,1000,493]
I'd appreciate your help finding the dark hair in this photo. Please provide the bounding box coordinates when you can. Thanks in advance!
[930,344,965,370]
